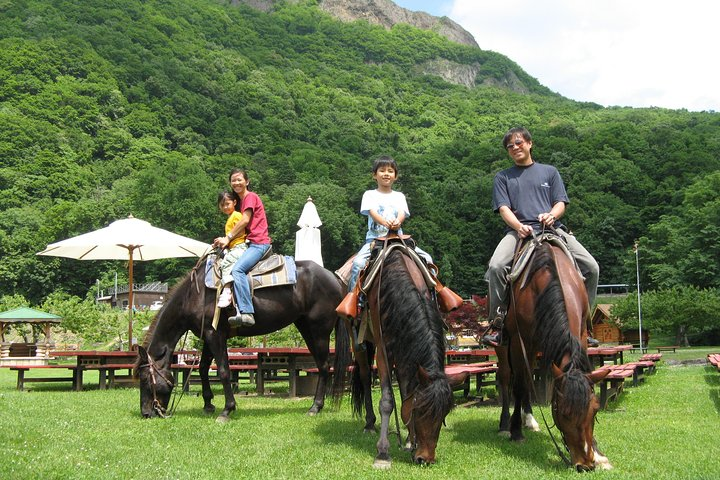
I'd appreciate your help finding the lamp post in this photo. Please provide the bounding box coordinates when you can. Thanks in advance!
[633,241,644,352]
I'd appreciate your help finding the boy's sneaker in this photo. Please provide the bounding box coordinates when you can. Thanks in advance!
[217,288,233,308]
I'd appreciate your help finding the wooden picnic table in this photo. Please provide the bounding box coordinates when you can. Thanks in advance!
[445,348,495,364]
[5,350,138,391]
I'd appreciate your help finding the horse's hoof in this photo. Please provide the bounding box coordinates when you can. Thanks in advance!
[204,405,216,415]
[363,426,378,434]
[498,430,511,438]
[216,415,230,424]
[373,459,392,470]
[596,461,613,471]
[306,405,321,416]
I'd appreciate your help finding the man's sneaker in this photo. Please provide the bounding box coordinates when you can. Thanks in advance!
[587,335,600,347]
[229,313,255,327]
[217,288,233,308]
[481,330,501,348]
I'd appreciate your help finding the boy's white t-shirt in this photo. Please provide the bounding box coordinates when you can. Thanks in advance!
[360,189,410,241]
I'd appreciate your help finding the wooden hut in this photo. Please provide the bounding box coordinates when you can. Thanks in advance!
[591,304,622,344]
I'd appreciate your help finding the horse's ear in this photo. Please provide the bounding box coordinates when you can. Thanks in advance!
[551,363,564,379]
[138,346,149,363]
[587,368,610,384]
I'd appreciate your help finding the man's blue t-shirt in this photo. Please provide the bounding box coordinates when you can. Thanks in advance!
[492,162,569,232]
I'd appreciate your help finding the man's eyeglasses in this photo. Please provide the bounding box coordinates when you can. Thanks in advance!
[505,139,525,150]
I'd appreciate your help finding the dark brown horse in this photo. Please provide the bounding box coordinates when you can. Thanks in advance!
[334,245,454,468]
[135,257,350,422]
[499,238,611,471]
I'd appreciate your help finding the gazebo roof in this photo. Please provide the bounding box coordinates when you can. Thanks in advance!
[0,307,62,324]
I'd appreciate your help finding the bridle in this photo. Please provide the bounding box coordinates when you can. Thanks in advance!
[137,353,175,418]
[138,254,209,418]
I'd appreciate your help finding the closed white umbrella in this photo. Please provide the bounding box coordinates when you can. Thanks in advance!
[294,197,323,267]
[38,215,210,349]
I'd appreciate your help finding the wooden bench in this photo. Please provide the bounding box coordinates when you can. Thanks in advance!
[594,359,657,409]
[445,361,497,398]
[707,354,720,372]
[640,353,663,363]
[82,363,137,389]
[594,366,633,409]
[8,365,80,391]
[656,346,678,353]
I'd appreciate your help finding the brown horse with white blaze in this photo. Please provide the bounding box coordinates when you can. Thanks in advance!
[501,238,611,471]
[334,245,453,468]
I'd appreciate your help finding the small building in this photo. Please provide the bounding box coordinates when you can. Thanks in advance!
[98,281,168,310]
[591,304,622,344]
[0,307,62,365]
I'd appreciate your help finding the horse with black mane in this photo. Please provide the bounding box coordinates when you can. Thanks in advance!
[135,255,351,422]
[334,241,453,468]
[497,234,611,471]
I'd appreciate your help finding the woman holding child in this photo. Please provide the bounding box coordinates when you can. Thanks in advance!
[213,168,271,327]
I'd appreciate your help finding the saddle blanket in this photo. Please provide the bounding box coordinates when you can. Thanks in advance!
[205,253,297,290]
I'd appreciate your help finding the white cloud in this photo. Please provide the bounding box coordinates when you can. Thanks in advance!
[448,0,720,111]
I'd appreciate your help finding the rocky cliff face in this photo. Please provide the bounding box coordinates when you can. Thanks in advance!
[230,0,532,92]
[318,0,478,48]
[231,0,477,47]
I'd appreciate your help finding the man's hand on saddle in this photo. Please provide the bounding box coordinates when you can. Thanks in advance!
[538,212,556,228]
[516,224,534,239]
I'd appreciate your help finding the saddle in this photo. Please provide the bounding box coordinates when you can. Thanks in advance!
[508,232,582,289]
[335,235,462,323]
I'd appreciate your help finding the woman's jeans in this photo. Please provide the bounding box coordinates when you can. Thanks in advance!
[231,243,271,314]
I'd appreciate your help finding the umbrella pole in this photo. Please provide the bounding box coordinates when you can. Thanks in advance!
[128,249,134,351]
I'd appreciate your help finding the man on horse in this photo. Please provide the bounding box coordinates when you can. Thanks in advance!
[482,127,600,347]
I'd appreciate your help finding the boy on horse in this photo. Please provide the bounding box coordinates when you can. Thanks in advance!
[483,127,600,347]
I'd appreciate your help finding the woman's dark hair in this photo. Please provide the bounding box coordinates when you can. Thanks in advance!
[217,190,234,207]
[228,168,249,203]
[372,155,399,174]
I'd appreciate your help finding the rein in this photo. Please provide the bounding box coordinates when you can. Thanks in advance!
[510,230,573,467]
[372,234,420,450]
[140,254,210,418]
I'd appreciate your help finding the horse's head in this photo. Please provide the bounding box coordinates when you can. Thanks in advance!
[401,367,454,465]
[136,345,175,418]
[551,364,611,471]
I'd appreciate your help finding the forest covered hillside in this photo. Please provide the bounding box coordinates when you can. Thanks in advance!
[1,0,720,306]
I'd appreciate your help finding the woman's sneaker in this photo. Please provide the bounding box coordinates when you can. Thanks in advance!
[217,288,233,308]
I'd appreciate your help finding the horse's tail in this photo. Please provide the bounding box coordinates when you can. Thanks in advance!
[350,341,375,418]
[330,316,352,407]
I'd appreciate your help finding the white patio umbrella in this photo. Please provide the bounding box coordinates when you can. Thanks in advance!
[37,215,210,350]
[294,197,323,267]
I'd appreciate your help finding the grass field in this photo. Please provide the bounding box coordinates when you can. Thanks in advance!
[1,348,719,479]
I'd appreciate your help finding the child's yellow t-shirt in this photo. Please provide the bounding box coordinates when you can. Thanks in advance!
[225,211,247,249]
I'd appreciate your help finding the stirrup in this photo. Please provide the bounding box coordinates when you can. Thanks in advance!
[587,335,600,347]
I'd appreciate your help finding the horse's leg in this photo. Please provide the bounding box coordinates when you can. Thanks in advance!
[203,328,236,423]
[522,395,540,431]
[509,343,527,442]
[496,346,512,437]
[295,318,331,416]
[396,378,413,451]
[198,343,215,414]
[374,355,394,470]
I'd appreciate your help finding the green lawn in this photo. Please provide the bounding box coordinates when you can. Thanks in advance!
[1,350,719,479]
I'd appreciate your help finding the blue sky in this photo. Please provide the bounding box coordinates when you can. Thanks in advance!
[391,1,719,112]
